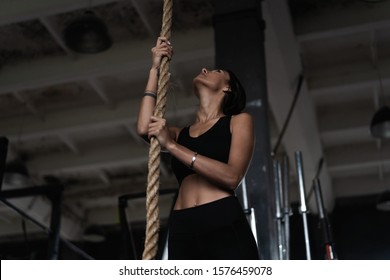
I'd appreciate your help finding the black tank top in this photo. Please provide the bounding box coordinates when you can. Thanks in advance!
[171,115,232,186]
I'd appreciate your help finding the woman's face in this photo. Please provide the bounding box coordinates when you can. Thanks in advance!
[193,68,230,93]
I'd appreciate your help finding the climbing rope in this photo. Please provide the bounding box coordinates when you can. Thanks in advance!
[142,0,173,260]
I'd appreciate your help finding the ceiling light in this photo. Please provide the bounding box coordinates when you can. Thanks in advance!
[376,191,390,211]
[370,106,390,139]
[63,11,112,54]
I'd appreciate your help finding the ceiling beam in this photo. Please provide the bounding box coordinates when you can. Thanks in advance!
[39,16,75,57]
[87,78,114,108]
[294,1,390,42]
[321,126,371,147]
[123,123,145,144]
[326,141,390,179]
[333,173,388,198]
[309,59,390,93]
[0,97,197,142]
[63,177,176,200]
[0,0,120,26]
[326,141,390,167]
[12,92,42,118]
[26,138,149,175]
[57,133,80,154]
[0,28,214,95]
[97,169,111,185]
[317,103,374,132]
[329,160,382,178]
[131,0,160,37]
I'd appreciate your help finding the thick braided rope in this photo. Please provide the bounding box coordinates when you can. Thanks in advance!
[142,0,173,260]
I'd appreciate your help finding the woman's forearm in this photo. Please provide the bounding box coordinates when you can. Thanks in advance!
[136,68,159,136]
[166,141,243,190]
[137,37,172,137]
[145,67,159,93]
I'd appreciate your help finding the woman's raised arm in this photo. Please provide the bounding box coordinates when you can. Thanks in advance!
[136,37,172,138]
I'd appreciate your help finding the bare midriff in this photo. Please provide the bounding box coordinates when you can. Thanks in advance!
[173,174,233,210]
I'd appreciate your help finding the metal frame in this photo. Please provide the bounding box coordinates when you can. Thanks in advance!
[0,184,63,259]
[294,151,312,260]
[118,188,177,260]
[313,178,337,260]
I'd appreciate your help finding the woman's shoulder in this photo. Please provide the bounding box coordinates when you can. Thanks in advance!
[229,112,253,133]
[230,112,253,124]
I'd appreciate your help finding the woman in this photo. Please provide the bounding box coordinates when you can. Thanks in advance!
[137,37,259,260]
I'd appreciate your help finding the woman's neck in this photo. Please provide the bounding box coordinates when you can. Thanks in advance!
[194,88,225,123]
[196,107,224,123]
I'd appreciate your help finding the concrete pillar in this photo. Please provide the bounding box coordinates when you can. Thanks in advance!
[213,0,277,259]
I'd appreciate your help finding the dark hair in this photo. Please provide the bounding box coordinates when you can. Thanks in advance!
[221,70,246,115]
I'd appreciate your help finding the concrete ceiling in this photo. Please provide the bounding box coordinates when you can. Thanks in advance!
[0,0,390,242]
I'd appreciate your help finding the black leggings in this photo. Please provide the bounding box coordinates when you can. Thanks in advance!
[168,196,259,260]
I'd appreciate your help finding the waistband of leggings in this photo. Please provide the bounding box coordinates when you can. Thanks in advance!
[169,196,245,234]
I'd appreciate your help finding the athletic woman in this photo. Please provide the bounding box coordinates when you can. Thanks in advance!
[137,37,259,260]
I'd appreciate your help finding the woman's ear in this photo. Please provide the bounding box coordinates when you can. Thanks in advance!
[223,86,231,94]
